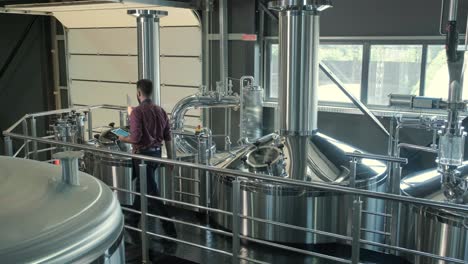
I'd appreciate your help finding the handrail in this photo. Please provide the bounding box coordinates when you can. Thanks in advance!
[345,152,408,164]
[4,131,468,214]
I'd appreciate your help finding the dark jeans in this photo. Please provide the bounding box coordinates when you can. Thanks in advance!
[124,148,176,235]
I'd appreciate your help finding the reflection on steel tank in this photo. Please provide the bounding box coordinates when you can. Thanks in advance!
[0,155,125,263]
[399,165,468,264]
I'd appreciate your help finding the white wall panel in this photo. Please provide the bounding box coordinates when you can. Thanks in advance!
[160,57,201,86]
[69,27,201,56]
[55,6,199,28]
[160,27,201,56]
[69,28,137,55]
[68,8,202,129]
[69,55,138,82]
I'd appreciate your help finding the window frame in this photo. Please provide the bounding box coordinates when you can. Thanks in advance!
[262,35,447,112]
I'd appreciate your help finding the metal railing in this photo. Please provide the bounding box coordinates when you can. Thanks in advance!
[3,106,468,264]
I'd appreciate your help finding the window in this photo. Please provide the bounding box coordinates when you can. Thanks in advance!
[319,45,363,103]
[368,45,423,105]
[264,40,466,108]
[265,43,363,103]
[425,45,468,100]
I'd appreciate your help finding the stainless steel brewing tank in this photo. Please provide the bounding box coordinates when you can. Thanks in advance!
[211,133,387,244]
[84,128,135,206]
[399,166,468,264]
[0,156,124,263]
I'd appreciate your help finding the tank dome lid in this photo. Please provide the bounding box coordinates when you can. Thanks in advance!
[0,156,123,263]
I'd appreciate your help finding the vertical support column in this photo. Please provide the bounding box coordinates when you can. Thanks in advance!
[202,0,211,128]
[390,161,402,249]
[22,119,29,158]
[128,9,168,106]
[351,198,363,264]
[30,117,38,160]
[4,136,13,156]
[119,110,128,128]
[139,162,149,263]
[268,1,331,180]
[87,110,93,140]
[231,178,241,264]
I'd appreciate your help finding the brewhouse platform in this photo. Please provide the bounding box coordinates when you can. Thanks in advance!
[125,206,410,264]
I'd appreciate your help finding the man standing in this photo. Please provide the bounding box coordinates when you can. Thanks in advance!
[119,79,177,239]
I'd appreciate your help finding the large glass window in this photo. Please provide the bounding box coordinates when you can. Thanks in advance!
[319,45,363,103]
[425,45,468,99]
[368,45,423,105]
[266,44,363,103]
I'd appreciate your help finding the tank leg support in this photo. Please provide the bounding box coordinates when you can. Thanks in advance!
[232,178,241,264]
[139,162,149,263]
[351,197,363,264]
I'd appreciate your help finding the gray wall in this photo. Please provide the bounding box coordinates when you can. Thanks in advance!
[0,14,53,155]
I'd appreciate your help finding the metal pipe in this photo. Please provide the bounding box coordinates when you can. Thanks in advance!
[128,9,168,106]
[87,110,93,140]
[202,0,211,128]
[171,94,240,130]
[345,152,407,164]
[351,199,363,264]
[398,143,438,154]
[22,119,29,158]
[320,63,390,137]
[269,1,331,180]
[448,0,459,21]
[119,110,128,128]
[53,151,83,186]
[4,136,12,156]
[232,179,241,263]
[139,162,149,263]
[219,0,228,94]
[240,214,351,241]
[7,132,468,214]
[30,117,38,160]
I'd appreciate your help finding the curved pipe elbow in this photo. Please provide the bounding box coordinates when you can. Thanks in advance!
[171,94,240,130]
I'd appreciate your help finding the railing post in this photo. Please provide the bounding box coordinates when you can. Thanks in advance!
[4,136,13,156]
[390,161,402,250]
[22,119,29,158]
[87,110,93,140]
[232,178,241,264]
[351,197,363,264]
[349,157,362,264]
[139,162,149,263]
[30,117,38,160]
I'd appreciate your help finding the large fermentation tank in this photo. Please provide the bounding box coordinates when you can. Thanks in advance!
[84,127,135,206]
[211,133,388,244]
[0,156,124,263]
[400,166,468,264]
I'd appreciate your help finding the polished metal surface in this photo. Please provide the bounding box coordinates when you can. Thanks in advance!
[399,166,468,264]
[128,9,168,106]
[0,156,124,263]
[85,127,135,206]
[211,133,388,244]
[277,9,319,135]
[269,0,333,11]
[171,93,240,130]
[240,76,263,142]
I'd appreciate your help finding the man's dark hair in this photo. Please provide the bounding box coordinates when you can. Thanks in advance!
[136,79,153,97]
